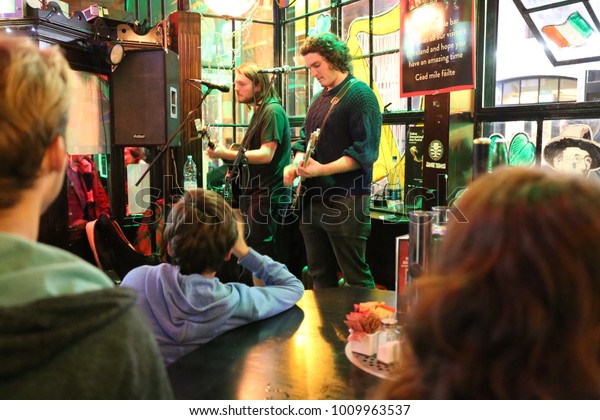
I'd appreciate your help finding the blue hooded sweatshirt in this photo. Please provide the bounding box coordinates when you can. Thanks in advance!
[120,248,304,364]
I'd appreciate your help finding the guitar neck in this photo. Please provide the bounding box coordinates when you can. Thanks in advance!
[298,152,312,181]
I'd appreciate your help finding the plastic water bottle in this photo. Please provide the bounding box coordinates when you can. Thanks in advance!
[183,155,197,191]
[386,155,402,212]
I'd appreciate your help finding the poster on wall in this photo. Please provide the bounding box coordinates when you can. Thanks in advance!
[399,0,475,97]
[404,124,424,202]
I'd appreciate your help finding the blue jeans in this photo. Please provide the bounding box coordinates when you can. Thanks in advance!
[299,194,375,289]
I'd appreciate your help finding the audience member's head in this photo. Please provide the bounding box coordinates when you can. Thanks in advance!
[0,34,172,400]
[0,34,75,212]
[124,146,147,165]
[379,166,600,399]
[163,189,237,275]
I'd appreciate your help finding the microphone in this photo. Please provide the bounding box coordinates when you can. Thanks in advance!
[257,65,291,75]
[186,79,230,93]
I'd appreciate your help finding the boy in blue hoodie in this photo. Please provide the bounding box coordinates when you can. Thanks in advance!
[120,188,304,364]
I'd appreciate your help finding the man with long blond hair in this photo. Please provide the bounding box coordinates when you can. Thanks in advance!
[207,63,291,265]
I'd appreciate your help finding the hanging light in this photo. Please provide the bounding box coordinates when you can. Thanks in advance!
[90,40,125,66]
[204,0,255,17]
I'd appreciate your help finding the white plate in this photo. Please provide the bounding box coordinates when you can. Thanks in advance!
[345,343,400,380]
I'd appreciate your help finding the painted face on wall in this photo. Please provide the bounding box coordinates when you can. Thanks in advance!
[552,147,592,177]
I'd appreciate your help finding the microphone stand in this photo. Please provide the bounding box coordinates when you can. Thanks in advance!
[135,86,215,187]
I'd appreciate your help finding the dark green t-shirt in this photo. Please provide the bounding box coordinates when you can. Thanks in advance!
[240,98,291,205]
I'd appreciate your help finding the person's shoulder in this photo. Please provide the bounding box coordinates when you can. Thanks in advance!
[71,288,174,398]
[0,287,172,399]
[263,99,285,112]
[0,233,114,289]
[120,262,172,288]
[348,78,376,95]
[346,78,379,108]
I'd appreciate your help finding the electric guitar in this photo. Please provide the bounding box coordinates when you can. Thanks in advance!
[222,143,246,206]
[290,128,320,210]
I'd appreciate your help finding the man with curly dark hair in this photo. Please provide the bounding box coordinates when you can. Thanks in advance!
[284,33,382,289]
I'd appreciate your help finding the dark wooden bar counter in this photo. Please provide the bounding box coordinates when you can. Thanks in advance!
[167,288,396,400]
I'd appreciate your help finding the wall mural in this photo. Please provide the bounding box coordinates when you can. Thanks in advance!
[543,124,600,179]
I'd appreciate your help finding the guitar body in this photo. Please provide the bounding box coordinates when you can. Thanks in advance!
[290,129,320,210]
[223,143,246,207]
[206,143,246,206]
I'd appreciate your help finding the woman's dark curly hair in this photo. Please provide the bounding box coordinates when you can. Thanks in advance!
[300,32,352,73]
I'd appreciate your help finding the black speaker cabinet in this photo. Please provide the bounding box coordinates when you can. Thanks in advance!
[111,49,180,146]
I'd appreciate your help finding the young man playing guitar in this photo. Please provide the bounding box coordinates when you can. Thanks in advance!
[283,33,382,289]
[207,63,291,265]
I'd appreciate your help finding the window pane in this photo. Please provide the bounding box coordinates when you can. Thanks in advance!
[491,0,600,106]
[200,68,233,127]
[374,0,400,15]
[558,78,577,102]
[495,83,502,105]
[502,80,520,105]
[374,51,404,111]
[283,1,304,19]
[520,78,539,104]
[201,17,234,69]
[342,0,370,54]
[539,77,559,102]
[479,121,538,168]
[238,21,275,67]
[285,68,308,117]
[584,70,600,101]
[253,0,275,21]
[283,17,307,117]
